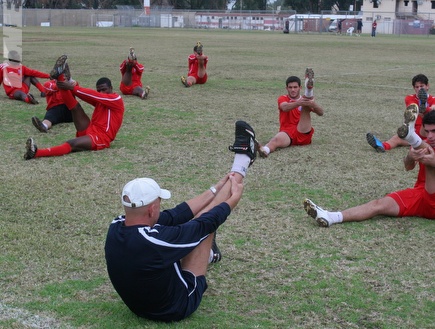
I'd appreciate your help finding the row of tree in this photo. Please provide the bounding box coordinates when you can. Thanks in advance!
[21,0,358,12]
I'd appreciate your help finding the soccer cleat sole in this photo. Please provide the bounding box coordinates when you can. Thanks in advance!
[418,89,427,113]
[305,68,314,89]
[398,104,418,138]
[50,55,68,79]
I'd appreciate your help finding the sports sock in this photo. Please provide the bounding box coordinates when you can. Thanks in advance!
[304,85,313,98]
[231,154,251,177]
[35,142,72,158]
[262,146,271,155]
[405,133,422,149]
[35,82,45,93]
[59,89,78,110]
[327,211,343,224]
[383,142,391,151]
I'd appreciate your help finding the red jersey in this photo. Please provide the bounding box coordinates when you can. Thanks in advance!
[72,85,124,142]
[277,94,303,131]
[43,80,64,110]
[119,60,144,87]
[404,93,435,136]
[187,54,208,76]
[1,62,49,95]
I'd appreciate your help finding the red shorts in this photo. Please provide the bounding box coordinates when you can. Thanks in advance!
[76,125,112,150]
[281,127,314,146]
[7,84,30,98]
[188,73,207,84]
[387,186,435,219]
[119,82,141,95]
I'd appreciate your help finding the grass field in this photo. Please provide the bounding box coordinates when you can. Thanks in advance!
[1,27,435,328]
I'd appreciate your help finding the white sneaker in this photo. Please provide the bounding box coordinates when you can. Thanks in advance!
[397,104,418,139]
[303,199,331,227]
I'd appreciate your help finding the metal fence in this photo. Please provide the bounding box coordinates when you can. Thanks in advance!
[2,8,434,35]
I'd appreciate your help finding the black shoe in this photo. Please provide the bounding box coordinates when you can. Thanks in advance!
[210,234,222,263]
[32,116,48,133]
[228,120,257,166]
[418,88,428,113]
[40,92,46,97]
[50,54,68,79]
[24,138,37,160]
[27,93,38,104]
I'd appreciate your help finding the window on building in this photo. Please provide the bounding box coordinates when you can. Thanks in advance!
[431,1,435,9]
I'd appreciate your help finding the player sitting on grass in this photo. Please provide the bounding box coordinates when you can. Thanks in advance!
[24,54,124,160]
[31,79,73,133]
[181,41,208,88]
[105,120,257,322]
[119,47,150,99]
[0,50,50,104]
[366,74,435,152]
[257,69,324,158]
[304,108,435,227]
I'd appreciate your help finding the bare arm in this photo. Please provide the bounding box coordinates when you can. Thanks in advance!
[186,174,230,217]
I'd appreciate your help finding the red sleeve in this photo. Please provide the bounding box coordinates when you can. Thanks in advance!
[22,66,50,79]
[73,85,123,108]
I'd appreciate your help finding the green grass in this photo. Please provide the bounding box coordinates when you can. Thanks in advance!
[1,27,435,328]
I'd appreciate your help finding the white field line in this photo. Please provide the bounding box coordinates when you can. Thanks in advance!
[0,303,73,329]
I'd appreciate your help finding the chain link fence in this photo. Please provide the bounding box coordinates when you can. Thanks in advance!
[3,7,434,35]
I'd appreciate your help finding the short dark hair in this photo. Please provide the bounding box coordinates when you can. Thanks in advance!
[412,74,428,87]
[423,110,435,126]
[96,77,112,88]
[286,76,301,87]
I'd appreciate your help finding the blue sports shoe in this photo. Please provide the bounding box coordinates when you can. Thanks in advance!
[366,132,385,152]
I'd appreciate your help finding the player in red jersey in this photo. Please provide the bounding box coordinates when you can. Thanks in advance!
[119,47,150,99]
[31,79,73,133]
[181,41,208,88]
[257,69,324,158]
[0,50,49,104]
[366,74,435,152]
[305,108,435,227]
[24,55,125,160]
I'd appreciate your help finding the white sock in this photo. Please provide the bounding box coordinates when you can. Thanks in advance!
[304,86,313,98]
[406,133,422,149]
[42,122,48,129]
[208,249,214,264]
[231,154,251,177]
[263,146,271,155]
[327,211,343,224]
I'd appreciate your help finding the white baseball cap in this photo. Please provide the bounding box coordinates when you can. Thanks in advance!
[121,178,171,208]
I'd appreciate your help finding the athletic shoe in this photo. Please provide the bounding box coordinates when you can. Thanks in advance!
[303,199,331,227]
[50,54,68,80]
[418,88,428,113]
[27,93,38,104]
[228,120,257,166]
[305,68,314,89]
[181,76,190,87]
[128,47,136,61]
[40,92,46,97]
[196,41,203,55]
[63,63,71,81]
[210,234,222,263]
[397,104,418,139]
[32,116,48,133]
[366,132,385,152]
[141,86,150,99]
[24,137,37,160]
